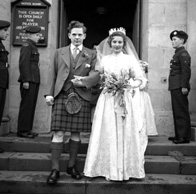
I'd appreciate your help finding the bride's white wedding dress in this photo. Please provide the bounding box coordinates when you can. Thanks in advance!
[84,52,148,181]
[138,89,158,136]
[135,73,158,137]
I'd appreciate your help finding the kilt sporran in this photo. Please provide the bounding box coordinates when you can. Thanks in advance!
[64,92,82,114]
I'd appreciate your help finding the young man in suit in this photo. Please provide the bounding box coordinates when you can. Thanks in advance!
[168,30,191,144]
[0,20,10,153]
[45,21,100,184]
[17,26,41,138]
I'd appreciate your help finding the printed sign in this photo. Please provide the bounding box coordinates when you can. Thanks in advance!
[12,0,50,46]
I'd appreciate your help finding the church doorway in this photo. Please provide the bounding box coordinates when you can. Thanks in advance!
[58,0,140,55]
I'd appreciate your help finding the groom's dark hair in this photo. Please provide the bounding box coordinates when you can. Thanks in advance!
[67,20,87,33]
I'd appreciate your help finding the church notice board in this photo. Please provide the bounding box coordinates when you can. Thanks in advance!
[11,0,50,47]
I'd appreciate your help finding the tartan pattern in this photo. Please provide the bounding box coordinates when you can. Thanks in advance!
[51,89,92,132]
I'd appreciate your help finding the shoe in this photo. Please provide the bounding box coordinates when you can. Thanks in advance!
[28,131,38,137]
[67,165,82,180]
[47,169,60,185]
[0,147,4,153]
[105,177,110,181]
[173,138,190,144]
[17,132,34,138]
[168,136,177,141]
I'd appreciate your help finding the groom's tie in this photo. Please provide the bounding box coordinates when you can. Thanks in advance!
[73,47,79,59]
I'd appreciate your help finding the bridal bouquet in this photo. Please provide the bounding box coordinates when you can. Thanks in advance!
[101,69,129,96]
[101,69,133,119]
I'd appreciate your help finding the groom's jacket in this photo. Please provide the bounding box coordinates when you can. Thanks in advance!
[48,45,100,102]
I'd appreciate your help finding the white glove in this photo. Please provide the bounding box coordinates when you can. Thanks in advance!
[46,96,54,106]
[128,79,142,88]
[139,78,148,90]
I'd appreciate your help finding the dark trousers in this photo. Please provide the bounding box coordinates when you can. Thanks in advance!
[17,82,39,133]
[0,88,6,125]
[171,88,191,139]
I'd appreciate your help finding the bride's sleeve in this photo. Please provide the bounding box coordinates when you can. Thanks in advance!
[129,58,143,80]
[128,57,144,88]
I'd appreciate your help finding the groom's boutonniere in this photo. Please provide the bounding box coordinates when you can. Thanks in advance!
[85,63,91,68]
[82,50,90,58]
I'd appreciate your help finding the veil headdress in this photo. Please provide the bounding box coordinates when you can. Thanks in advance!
[95,27,140,72]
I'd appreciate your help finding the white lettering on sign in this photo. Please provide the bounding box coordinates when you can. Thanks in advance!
[33,15,43,19]
[23,15,33,18]
[17,9,45,28]
[26,19,34,22]
[13,3,48,45]
[21,2,31,5]
[28,11,44,15]
[18,10,27,14]
[16,26,23,30]
[32,3,41,6]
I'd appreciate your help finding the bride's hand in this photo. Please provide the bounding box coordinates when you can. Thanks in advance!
[139,78,148,91]
[128,79,142,88]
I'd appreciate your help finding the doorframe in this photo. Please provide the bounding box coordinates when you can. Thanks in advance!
[58,0,142,52]
[57,0,67,48]
[132,0,141,58]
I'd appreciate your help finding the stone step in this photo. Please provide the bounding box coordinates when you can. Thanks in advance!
[0,134,196,156]
[0,152,196,175]
[0,171,196,194]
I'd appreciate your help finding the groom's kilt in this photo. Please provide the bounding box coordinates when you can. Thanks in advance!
[51,88,92,132]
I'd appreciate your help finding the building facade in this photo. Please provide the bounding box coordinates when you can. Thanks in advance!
[0,0,196,136]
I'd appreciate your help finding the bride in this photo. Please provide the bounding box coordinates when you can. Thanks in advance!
[83,27,148,181]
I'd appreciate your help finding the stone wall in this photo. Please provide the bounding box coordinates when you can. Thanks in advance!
[141,0,196,136]
[187,0,196,121]
[0,0,59,133]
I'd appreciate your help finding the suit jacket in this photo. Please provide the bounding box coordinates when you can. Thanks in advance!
[18,39,40,84]
[168,46,191,91]
[0,40,9,89]
[48,45,100,102]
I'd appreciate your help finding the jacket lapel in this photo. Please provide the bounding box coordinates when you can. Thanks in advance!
[75,47,88,69]
[61,46,71,68]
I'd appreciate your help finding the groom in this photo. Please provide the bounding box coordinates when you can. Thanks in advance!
[45,20,100,184]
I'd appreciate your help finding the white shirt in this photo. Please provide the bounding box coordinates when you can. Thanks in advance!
[70,44,83,55]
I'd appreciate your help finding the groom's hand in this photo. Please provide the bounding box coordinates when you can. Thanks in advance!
[71,76,84,87]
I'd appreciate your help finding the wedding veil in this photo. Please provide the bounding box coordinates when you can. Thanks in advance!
[95,34,140,72]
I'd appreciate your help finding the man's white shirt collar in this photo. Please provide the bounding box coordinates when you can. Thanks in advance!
[70,44,83,52]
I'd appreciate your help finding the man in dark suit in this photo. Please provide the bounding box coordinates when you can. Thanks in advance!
[17,26,41,138]
[45,21,100,184]
[0,20,10,153]
[168,30,191,144]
